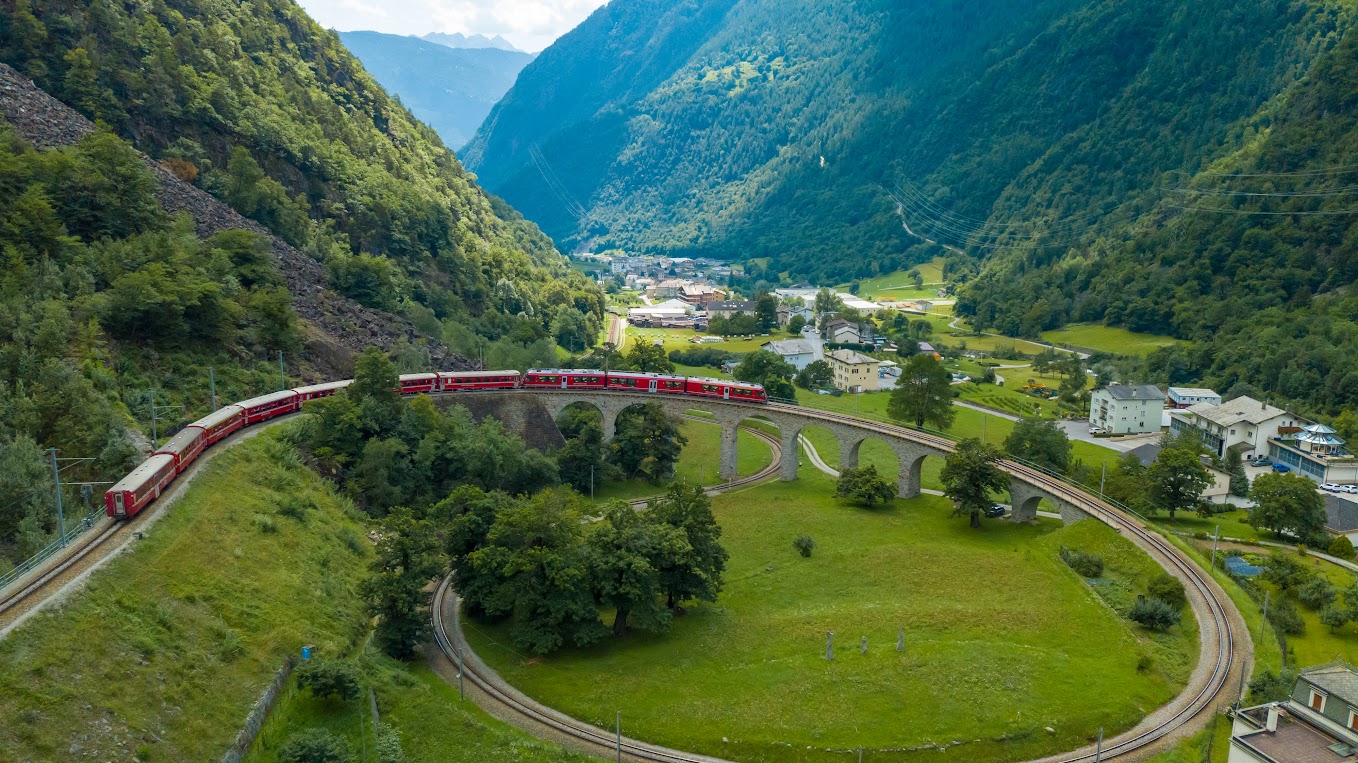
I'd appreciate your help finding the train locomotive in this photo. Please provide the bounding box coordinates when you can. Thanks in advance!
[104,370,765,520]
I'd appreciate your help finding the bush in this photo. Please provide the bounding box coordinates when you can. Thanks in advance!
[793,535,816,558]
[1297,576,1338,611]
[1059,546,1105,578]
[1147,573,1187,611]
[1321,604,1352,632]
[296,660,362,702]
[279,729,354,763]
[1330,535,1356,560]
[1248,668,1299,703]
[376,723,408,763]
[1129,597,1181,632]
[252,513,279,534]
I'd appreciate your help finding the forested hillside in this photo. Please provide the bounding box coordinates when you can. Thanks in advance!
[340,31,534,149]
[466,0,1358,413]
[0,0,600,572]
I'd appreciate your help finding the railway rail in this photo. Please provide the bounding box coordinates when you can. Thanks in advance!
[433,392,1244,763]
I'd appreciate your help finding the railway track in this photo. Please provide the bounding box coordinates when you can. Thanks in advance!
[0,416,292,638]
[433,395,1243,763]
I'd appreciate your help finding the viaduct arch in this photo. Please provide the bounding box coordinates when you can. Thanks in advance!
[534,390,1090,524]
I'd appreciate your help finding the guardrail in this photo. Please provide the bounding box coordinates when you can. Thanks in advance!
[0,507,104,592]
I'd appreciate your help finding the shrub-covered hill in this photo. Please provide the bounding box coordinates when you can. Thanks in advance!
[0,0,599,329]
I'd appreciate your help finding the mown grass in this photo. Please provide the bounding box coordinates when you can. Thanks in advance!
[589,418,774,502]
[628,327,791,355]
[836,258,948,295]
[0,430,373,762]
[1040,324,1180,357]
[467,472,1195,763]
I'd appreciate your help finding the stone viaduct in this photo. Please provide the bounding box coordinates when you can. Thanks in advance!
[529,391,1091,524]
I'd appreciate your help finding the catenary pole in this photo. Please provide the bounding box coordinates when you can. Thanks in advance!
[49,448,65,545]
[209,367,217,412]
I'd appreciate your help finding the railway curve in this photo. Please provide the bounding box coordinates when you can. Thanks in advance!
[432,389,1250,763]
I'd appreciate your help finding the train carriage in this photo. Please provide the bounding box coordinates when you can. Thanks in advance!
[294,380,352,403]
[154,427,207,474]
[193,406,245,445]
[522,370,607,390]
[104,454,177,519]
[605,372,688,394]
[685,378,768,402]
[398,373,439,395]
[438,371,521,392]
[238,390,302,425]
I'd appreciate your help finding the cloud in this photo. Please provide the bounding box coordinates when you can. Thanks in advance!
[296,0,608,51]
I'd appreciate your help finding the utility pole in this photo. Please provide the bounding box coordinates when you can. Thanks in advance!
[1094,728,1103,762]
[590,466,595,501]
[49,448,66,545]
[1211,525,1220,569]
[615,711,622,763]
[1100,461,1107,497]
[208,367,217,412]
[457,648,464,701]
[149,396,183,449]
[278,351,286,391]
[982,414,987,443]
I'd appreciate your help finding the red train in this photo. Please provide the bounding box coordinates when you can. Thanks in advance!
[104,369,765,519]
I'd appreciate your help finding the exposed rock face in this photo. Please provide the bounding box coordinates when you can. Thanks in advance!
[435,395,567,451]
[0,62,471,381]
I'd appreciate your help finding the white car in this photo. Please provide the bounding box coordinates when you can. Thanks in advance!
[1341,485,1358,495]
[1322,483,1341,492]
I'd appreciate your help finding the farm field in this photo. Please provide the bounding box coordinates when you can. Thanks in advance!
[921,314,1054,355]
[1041,324,1181,356]
[468,472,1197,763]
[629,327,788,355]
[836,257,948,295]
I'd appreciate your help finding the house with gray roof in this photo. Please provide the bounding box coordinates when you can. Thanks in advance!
[1325,494,1358,543]
[1170,396,1298,461]
[1230,661,1358,762]
[1089,384,1165,435]
[761,338,817,371]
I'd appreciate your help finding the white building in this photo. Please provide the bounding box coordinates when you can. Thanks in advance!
[1167,387,1222,409]
[761,339,817,371]
[1089,385,1166,435]
[628,299,694,322]
[773,288,882,316]
[1169,396,1297,461]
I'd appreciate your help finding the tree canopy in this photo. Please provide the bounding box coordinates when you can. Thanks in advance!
[941,439,1009,529]
[887,354,955,430]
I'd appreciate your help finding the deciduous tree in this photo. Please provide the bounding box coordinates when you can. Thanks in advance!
[1147,447,1211,519]
[588,503,690,635]
[649,484,728,609]
[941,438,1009,528]
[364,507,446,658]
[835,465,897,507]
[1249,472,1328,540]
[1003,417,1072,472]
[887,354,956,430]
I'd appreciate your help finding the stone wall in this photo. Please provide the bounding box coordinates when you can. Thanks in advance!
[220,657,296,763]
[438,395,567,451]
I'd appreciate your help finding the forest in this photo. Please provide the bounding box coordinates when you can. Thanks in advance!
[467,0,1358,414]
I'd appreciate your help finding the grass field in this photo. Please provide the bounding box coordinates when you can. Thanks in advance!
[629,327,788,355]
[0,431,374,761]
[1041,324,1180,357]
[836,258,948,295]
[589,418,774,502]
[921,313,1054,355]
[467,472,1196,763]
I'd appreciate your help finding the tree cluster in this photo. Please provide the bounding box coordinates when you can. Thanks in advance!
[448,483,727,653]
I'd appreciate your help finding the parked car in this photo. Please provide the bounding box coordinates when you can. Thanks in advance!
[1340,485,1358,495]
[1323,483,1342,492]
[1250,457,1272,467]
[1272,464,1291,473]
[984,504,1008,518]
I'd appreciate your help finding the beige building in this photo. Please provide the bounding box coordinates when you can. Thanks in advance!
[827,349,880,392]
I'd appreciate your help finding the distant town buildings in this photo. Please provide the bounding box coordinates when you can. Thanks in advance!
[706,301,756,319]
[1089,384,1166,435]
[1271,423,1358,484]
[773,288,883,316]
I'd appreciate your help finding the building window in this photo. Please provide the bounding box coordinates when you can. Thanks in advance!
[1349,708,1358,731]
[1311,689,1327,712]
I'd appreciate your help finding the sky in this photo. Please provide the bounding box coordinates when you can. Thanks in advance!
[295,0,609,52]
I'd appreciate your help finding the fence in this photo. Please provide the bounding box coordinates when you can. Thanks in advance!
[221,656,297,763]
[0,505,106,593]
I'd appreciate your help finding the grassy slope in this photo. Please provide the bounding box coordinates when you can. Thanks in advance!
[1040,325,1181,357]
[466,471,1194,763]
[0,431,373,762]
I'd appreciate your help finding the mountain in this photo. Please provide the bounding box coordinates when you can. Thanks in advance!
[340,31,534,149]
[422,31,523,53]
[0,0,599,565]
[464,0,1358,413]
